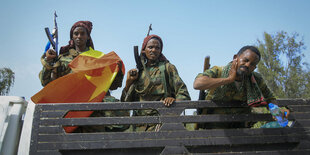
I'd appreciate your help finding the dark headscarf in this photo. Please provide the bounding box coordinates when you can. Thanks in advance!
[141,34,168,62]
[59,21,94,54]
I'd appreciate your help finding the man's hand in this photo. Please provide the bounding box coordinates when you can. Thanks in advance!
[271,108,290,121]
[162,97,175,107]
[124,69,138,92]
[228,58,238,82]
[281,108,290,119]
[45,49,57,61]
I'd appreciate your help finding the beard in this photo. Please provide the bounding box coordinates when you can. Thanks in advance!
[236,66,249,81]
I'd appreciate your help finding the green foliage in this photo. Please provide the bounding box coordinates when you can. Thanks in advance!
[0,67,15,95]
[257,31,310,98]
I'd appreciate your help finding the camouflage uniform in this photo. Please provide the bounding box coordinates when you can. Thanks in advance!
[121,61,191,131]
[196,64,275,129]
[39,48,83,86]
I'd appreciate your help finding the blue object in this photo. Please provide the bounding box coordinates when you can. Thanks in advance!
[44,41,51,54]
[261,121,283,128]
[268,103,288,127]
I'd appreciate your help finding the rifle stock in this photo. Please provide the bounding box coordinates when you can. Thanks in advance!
[134,46,143,71]
[198,56,210,100]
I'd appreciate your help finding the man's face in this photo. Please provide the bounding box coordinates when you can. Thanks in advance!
[236,49,260,76]
[144,38,162,62]
[72,27,89,47]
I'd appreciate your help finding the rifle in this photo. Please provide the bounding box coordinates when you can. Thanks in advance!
[198,56,210,100]
[195,56,210,130]
[44,11,58,55]
[147,24,152,36]
[130,24,152,76]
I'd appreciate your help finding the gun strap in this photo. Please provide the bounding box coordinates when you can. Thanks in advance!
[134,60,168,98]
[134,57,153,95]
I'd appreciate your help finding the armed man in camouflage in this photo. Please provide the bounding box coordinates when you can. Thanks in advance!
[39,21,129,132]
[121,34,191,131]
[194,45,289,129]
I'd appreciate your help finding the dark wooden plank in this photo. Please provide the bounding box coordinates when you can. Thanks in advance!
[38,126,63,134]
[36,135,304,150]
[290,112,310,120]
[276,99,310,106]
[38,102,166,111]
[292,120,310,128]
[39,116,160,126]
[37,128,307,142]
[40,111,67,118]
[36,99,310,112]
[187,142,299,153]
[203,150,310,155]
[288,105,310,112]
[37,101,251,111]
[34,150,61,155]
[60,148,163,155]
[38,114,275,126]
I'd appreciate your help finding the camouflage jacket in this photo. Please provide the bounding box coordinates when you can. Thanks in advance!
[39,48,85,86]
[196,65,276,103]
[121,61,191,116]
[122,61,191,102]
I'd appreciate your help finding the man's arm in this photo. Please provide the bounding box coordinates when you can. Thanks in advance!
[194,76,233,90]
[194,58,238,90]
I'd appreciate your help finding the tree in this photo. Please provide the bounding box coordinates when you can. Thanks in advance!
[0,67,15,95]
[256,31,310,98]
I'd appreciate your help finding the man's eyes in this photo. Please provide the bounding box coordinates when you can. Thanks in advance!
[243,59,249,62]
[74,32,85,36]
[148,46,160,50]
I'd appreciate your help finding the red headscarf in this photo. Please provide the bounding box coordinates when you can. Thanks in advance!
[141,34,168,62]
[59,21,94,54]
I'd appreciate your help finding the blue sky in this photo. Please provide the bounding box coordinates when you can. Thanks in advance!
[1,0,309,101]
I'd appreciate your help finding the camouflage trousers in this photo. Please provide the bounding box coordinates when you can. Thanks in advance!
[133,109,161,132]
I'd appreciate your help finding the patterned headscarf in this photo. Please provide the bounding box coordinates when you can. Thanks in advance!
[59,21,94,54]
[212,62,268,107]
[141,34,168,62]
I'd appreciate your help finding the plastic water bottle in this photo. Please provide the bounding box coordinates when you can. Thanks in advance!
[268,103,288,127]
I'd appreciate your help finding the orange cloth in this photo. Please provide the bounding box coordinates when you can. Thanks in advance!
[32,50,124,132]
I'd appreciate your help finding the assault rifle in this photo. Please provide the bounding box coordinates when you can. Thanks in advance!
[198,56,210,100]
[131,24,152,76]
[44,11,58,55]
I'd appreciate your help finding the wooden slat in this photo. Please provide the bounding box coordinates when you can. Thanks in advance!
[38,114,274,126]
[37,128,308,143]
[36,134,304,150]
[290,112,310,120]
[187,142,300,153]
[288,105,310,112]
[40,111,66,118]
[38,126,63,134]
[204,150,310,155]
[36,99,310,111]
[59,148,163,155]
